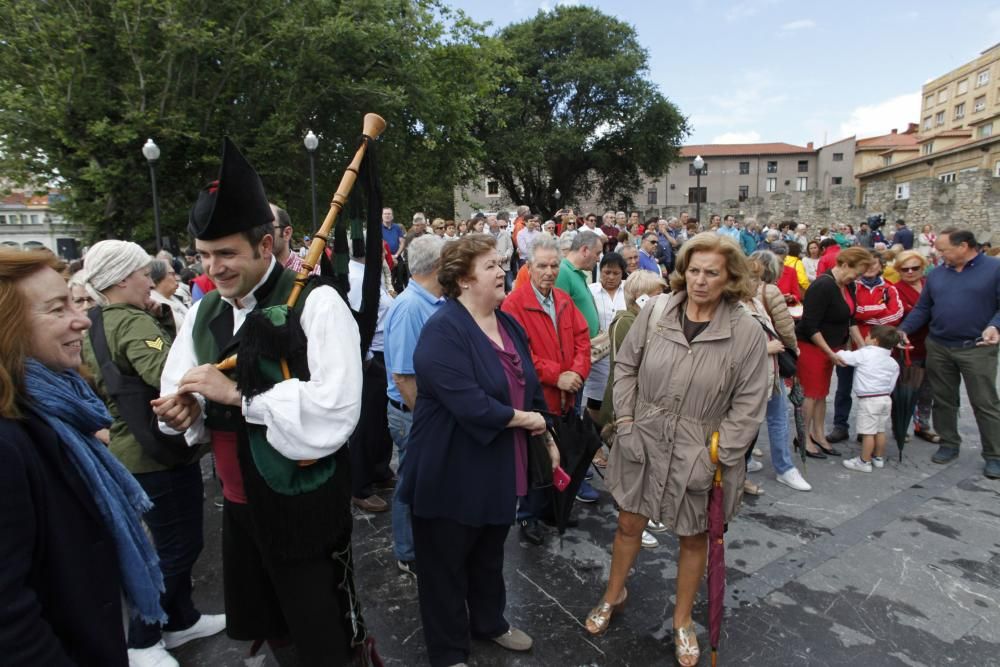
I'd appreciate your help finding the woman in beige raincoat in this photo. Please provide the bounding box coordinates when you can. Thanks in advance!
[584,233,769,667]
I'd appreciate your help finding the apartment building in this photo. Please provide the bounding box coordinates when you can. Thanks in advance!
[921,42,1000,142]
[0,191,84,258]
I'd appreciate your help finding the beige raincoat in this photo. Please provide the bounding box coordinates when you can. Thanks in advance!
[607,292,769,536]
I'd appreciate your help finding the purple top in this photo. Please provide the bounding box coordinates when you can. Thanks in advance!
[492,321,528,497]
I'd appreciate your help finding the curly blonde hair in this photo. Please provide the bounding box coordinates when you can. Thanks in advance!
[670,232,755,303]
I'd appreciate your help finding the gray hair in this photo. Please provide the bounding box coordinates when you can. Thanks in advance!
[529,233,561,262]
[407,234,446,276]
[623,270,667,308]
[412,212,426,224]
[750,250,782,284]
[516,205,530,217]
[765,229,780,242]
[667,216,679,224]
[150,259,171,285]
[770,240,788,257]
[570,230,601,252]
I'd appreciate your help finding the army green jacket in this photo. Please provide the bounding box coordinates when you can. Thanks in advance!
[82,303,179,473]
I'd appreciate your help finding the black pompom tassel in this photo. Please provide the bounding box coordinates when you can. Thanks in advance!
[236,307,311,399]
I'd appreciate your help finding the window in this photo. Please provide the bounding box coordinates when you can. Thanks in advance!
[895,182,910,200]
[925,94,934,109]
[766,161,778,173]
[995,160,1000,177]
[954,102,965,120]
[646,188,658,205]
[0,215,6,224]
[977,69,990,87]
[923,116,933,130]
[765,177,777,192]
[958,78,969,95]
[922,142,934,155]
[935,111,945,126]
[689,162,708,175]
[485,179,500,197]
[938,88,948,103]
[795,177,808,191]
[883,155,893,166]
[29,214,39,225]
[739,161,750,174]
[797,160,808,173]
[939,172,956,183]
[832,176,843,185]
[688,186,706,203]
[832,152,844,162]
[738,185,749,201]
[974,95,986,112]
[978,124,993,138]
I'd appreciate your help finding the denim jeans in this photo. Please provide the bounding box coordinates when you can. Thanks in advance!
[128,462,205,648]
[387,402,415,562]
[766,382,795,475]
[832,365,855,432]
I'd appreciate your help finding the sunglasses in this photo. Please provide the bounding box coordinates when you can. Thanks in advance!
[899,266,922,273]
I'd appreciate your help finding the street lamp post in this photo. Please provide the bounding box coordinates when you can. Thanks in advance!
[142,138,162,250]
[693,154,705,224]
[553,188,561,215]
[304,130,319,230]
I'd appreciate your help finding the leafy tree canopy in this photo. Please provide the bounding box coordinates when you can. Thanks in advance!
[475,6,688,218]
[0,0,499,246]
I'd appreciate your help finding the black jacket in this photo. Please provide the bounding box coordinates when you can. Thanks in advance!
[0,407,127,667]
[796,271,857,348]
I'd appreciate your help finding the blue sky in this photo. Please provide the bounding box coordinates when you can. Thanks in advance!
[447,0,1000,147]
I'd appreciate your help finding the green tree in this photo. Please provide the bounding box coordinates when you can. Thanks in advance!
[474,6,688,218]
[0,0,498,246]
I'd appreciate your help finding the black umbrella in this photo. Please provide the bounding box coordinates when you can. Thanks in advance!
[891,346,925,461]
[545,410,604,536]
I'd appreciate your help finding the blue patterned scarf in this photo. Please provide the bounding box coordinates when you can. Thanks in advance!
[23,359,166,624]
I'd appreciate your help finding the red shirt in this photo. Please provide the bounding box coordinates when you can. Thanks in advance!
[816,245,840,276]
[890,278,928,358]
[777,265,802,302]
[501,284,591,413]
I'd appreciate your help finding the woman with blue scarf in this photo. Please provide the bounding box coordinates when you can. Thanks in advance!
[0,249,164,666]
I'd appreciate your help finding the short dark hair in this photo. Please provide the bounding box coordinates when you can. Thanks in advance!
[940,228,978,249]
[600,251,627,274]
[241,221,273,258]
[496,211,510,221]
[895,219,906,226]
[274,206,291,229]
[819,238,839,251]
[787,241,802,258]
[437,234,496,299]
[642,232,659,243]
[869,325,900,350]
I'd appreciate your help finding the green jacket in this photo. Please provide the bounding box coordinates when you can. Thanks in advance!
[554,257,600,337]
[82,303,180,473]
[598,306,639,426]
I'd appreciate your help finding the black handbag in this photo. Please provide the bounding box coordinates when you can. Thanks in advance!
[761,290,798,378]
[88,307,197,467]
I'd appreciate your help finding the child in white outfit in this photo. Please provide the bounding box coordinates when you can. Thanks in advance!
[836,325,901,472]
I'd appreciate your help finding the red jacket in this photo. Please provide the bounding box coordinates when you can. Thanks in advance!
[777,265,801,303]
[816,244,840,276]
[854,278,903,339]
[889,278,927,358]
[501,283,591,413]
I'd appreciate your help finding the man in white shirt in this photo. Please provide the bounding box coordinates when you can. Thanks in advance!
[153,137,370,665]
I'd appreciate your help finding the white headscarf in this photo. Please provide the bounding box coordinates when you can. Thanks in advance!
[81,240,151,305]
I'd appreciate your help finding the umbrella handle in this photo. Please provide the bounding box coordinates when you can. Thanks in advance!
[709,432,722,485]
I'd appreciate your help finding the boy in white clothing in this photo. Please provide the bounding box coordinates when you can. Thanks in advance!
[837,325,901,472]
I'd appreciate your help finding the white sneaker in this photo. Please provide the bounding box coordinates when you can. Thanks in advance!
[127,641,179,667]
[161,613,226,650]
[842,457,873,473]
[746,459,763,473]
[775,468,812,491]
[641,530,659,548]
[872,456,885,469]
[646,519,668,533]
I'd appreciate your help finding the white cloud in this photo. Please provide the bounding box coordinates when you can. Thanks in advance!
[539,0,580,11]
[837,92,920,140]
[724,0,779,22]
[711,131,762,144]
[690,70,789,130]
[780,19,815,31]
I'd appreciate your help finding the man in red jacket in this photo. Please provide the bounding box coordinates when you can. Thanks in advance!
[501,234,591,545]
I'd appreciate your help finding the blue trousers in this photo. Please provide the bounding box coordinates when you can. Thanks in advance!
[766,383,795,475]
[387,402,415,562]
[832,365,855,432]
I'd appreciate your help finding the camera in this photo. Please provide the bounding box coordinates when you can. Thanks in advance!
[867,213,886,231]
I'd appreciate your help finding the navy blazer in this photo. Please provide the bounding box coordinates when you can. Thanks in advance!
[399,299,548,526]
[0,407,127,667]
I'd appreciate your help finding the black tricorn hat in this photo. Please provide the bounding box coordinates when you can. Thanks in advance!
[188,137,273,240]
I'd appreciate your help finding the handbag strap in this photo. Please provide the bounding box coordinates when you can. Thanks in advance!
[643,294,669,352]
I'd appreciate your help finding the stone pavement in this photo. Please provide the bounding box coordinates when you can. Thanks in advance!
[178,387,1000,666]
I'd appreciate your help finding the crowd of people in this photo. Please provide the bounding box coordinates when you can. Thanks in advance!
[3,163,999,667]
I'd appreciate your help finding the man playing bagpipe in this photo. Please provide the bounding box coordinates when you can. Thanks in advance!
[154,137,381,666]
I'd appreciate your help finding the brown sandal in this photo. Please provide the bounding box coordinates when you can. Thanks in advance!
[914,428,942,444]
[674,621,700,666]
[584,588,627,636]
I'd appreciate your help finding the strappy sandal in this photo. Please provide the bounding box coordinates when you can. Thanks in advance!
[914,428,941,444]
[584,588,627,636]
[743,479,764,496]
[674,621,700,666]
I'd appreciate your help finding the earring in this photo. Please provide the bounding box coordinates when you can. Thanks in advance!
[462,284,470,289]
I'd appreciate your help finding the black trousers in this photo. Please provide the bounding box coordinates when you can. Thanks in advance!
[129,462,205,648]
[350,351,394,497]
[222,501,353,666]
[412,516,510,667]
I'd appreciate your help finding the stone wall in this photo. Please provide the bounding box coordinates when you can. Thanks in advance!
[637,169,999,242]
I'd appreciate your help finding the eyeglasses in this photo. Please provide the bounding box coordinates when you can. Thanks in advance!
[899,266,922,273]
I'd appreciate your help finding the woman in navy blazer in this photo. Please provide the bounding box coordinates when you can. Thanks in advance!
[399,234,554,667]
